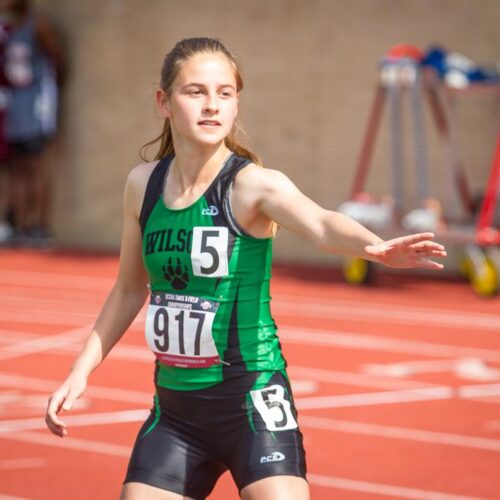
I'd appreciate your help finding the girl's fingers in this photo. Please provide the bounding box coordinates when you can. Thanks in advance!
[428,250,447,257]
[45,417,67,437]
[46,378,86,437]
[411,241,445,252]
[365,235,447,269]
[390,232,436,247]
[46,392,68,437]
[368,234,442,253]
[413,247,447,257]
[416,259,445,270]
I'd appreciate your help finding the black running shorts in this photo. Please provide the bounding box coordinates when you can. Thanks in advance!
[123,370,307,499]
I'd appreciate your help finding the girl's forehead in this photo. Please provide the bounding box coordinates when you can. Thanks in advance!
[175,53,236,85]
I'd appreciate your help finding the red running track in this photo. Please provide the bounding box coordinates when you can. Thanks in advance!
[0,249,500,499]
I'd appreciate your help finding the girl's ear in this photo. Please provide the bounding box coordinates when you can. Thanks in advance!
[156,88,171,118]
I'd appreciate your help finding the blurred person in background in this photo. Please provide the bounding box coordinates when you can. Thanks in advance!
[0,0,64,246]
[0,13,11,245]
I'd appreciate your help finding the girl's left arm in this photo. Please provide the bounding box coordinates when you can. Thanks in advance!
[235,167,446,270]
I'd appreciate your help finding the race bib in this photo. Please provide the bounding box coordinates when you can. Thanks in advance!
[145,293,220,368]
[191,226,229,277]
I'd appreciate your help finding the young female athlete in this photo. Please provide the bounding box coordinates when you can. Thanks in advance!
[45,38,446,500]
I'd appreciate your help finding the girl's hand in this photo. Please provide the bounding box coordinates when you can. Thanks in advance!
[365,232,447,270]
[45,373,87,437]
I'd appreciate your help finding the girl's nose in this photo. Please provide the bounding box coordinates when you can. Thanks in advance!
[203,94,218,113]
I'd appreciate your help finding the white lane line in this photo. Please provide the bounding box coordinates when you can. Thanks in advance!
[300,415,500,452]
[0,409,149,432]
[0,330,39,344]
[0,391,21,405]
[288,366,438,390]
[0,270,114,290]
[296,387,453,410]
[274,294,500,331]
[365,359,462,377]
[485,420,500,431]
[0,494,32,500]
[0,457,46,470]
[0,392,90,413]
[0,309,95,326]
[0,430,131,457]
[307,473,485,500]
[280,327,500,362]
[364,358,500,382]
[0,338,152,362]
[0,372,153,405]
[0,325,90,361]
[0,294,102,309]
[458,383,500,399]
[290,380,319,395]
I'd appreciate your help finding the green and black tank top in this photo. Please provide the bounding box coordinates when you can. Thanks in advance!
[140,153,286,391]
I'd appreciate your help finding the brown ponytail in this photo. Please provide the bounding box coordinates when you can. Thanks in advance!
[140,119,174,162]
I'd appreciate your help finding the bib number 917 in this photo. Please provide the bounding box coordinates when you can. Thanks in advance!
[145,294,220,368]
[153,308,205,355]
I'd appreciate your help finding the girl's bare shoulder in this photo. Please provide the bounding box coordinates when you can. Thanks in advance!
[126,161,160,193]
[128,161,160,184]
[124,161,160,213]
[234,163,294,194]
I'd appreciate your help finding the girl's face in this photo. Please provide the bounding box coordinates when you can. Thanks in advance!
[158,52,239,148]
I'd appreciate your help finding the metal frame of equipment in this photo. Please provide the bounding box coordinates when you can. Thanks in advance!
[341,49,500,296]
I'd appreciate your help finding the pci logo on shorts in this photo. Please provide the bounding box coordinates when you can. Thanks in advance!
[260,451,285,464]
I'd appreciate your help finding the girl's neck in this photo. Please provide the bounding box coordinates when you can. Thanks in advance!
[171,142,231,190]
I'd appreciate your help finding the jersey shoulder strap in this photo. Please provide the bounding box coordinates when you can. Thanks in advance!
[211,153,254,237]
[139,155,173,235]
[206,153,252,204]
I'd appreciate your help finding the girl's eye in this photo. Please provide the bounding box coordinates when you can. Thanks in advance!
[189,89,202,96]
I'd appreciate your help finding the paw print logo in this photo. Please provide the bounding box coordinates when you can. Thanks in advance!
[162,257,189,290]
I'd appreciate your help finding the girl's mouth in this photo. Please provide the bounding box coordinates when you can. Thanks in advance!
[198,120,221,127]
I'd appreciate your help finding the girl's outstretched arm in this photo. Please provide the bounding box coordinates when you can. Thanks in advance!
[232,166,446,269]
[45,165,152,437]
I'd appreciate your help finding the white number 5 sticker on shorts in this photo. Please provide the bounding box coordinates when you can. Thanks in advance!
[250,384,298,431]
[191,227,229,277]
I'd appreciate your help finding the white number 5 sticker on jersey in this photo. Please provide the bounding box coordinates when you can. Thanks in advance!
[250,385,298,431]
[191,226,229,277]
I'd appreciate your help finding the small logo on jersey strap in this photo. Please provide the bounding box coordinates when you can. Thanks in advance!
[162,257,189,290]
[201,205,219,216]
[260,452,285,464]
